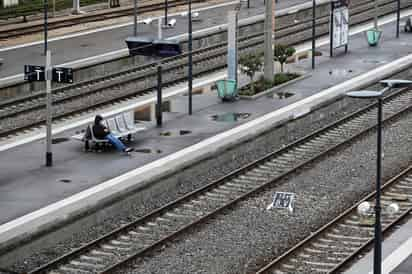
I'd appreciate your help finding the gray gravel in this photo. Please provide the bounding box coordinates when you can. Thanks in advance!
[117,112,412,274]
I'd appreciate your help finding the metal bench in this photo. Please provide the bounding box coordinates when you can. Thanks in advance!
[72,112,146,151]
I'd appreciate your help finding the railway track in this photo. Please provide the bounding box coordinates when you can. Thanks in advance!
[0,0,205,40]
[255,166,412,274]
[27,84,412,273]
[0,0,409,139]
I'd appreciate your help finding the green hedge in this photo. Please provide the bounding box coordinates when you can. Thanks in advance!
[0,0,106,20]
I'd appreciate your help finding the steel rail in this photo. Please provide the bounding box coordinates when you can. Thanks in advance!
[255,165,412,274]
[27,87,412,274]
[0,0,204,39]
[1,0,409,139]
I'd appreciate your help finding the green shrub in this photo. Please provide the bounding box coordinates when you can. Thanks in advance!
[274,44,296,72]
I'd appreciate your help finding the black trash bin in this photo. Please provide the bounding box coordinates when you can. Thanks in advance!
[125,36,155,56]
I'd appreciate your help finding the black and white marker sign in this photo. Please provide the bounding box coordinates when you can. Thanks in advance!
[267,192,295,212]
[24,65,73,83]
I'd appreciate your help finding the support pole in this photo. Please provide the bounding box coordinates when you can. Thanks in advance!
[73,0,80,14]
[188,0,193,115]
[158,18,162,39]
[44,0,48,56]
[330,2,333,57]
[264,0,274,81]
[156,65,163,127]
[312,0,316,69]
[396,0,400,38]
[227,10,238,83]
[134,0,137,36]
[45,50,53,167]
[164,0,168,26]
[374,0,378,29]
[374,97,383,274]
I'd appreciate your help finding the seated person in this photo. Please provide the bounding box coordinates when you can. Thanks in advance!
[87,115,133,153]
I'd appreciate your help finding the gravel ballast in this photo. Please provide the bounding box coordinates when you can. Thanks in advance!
[117,111,412,274]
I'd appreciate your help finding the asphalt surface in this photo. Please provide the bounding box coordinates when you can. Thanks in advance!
[0,0,307,79]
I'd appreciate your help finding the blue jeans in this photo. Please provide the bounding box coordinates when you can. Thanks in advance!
[106,133,126,152]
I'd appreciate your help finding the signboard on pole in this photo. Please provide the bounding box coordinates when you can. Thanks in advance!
[267,192,295,212]
[330,0,349,56]
[24,65,73,83]
[24,65,45,82]
[53,67,73,83]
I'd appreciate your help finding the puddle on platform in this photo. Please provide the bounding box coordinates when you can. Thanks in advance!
[362,59,387,64]
[52,137,70,144]
[328,69,353,76]
[275,92,294,99]
[159,130,192,136]
[59,179,72,183]
[211,112,251,122]
[134,148,162,154]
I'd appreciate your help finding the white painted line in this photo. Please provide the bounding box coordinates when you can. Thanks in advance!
[0,70,228,152]
[0,0,241,52]
[1,51,412,245]
[369,236,412,274]
[0,10,411,151]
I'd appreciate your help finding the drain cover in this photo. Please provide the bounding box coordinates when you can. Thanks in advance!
[52,137,70,144]
[59,179,72,183]
[211,113,251,122]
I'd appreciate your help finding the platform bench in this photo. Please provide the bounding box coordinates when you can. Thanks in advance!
[72,112,146,151]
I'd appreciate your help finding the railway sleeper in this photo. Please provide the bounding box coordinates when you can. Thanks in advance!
[68,260,105,270]
[58,266,91,274]
[325,232,369,242]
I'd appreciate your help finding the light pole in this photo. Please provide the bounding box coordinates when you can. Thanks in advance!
[134,0,137,36]
[44,0,48,56]
[346,79,412,274]
[188,0,193,115]
[396,0,400,38]
[164,0,169,27]
[312,0,315,69]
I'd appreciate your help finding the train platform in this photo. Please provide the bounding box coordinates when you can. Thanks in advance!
[1,15,412,252]
[344,216,412,274]
[0,0,307,79]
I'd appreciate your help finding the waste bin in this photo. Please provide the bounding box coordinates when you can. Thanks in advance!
[365,29,382,46]
[216,79,237,101]
[405,17,412,32]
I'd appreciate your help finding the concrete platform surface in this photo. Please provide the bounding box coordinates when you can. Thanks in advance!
[1,17,412,247]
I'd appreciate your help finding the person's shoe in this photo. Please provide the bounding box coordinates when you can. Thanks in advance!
[123,147,134,153]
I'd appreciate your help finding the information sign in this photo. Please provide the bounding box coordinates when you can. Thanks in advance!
[24,65,45,82]
[53,67,73,83]
[332,6,349,49]
[24,65,73,83]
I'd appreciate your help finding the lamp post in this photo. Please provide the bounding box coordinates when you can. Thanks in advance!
[44,0,48,56]
[312,0,315,69]
[346,79,412,274]
[164,0,169,27]
[188,0,193,115]
[134,0,137,36]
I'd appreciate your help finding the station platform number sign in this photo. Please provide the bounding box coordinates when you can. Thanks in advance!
[24,65,73,84]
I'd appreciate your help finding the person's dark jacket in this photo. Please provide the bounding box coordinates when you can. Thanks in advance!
[85,115,110,140]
